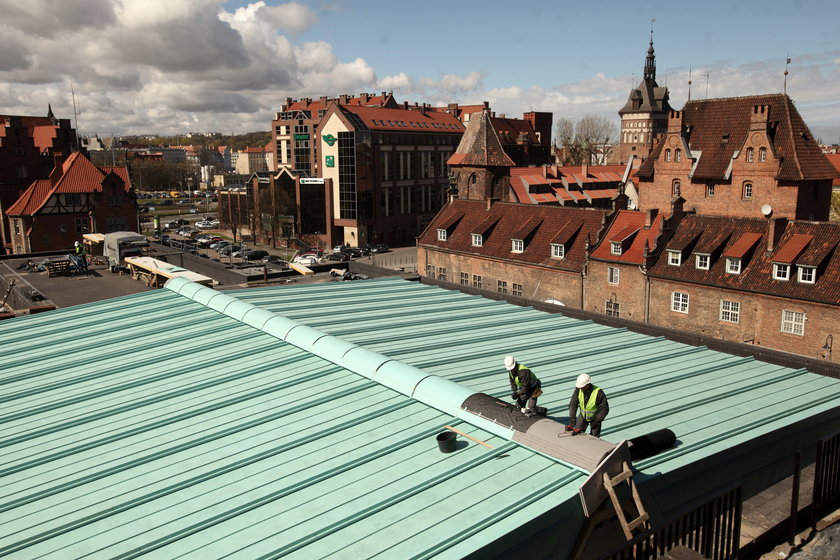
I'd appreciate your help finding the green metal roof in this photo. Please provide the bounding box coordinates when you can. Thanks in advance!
[2,277,840,558]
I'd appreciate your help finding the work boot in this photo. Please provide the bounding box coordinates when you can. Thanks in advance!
[521,407,536,417]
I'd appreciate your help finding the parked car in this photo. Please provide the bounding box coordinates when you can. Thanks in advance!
[369,243,390,254]
[327,251,351,261]
[243,250,268,261]
[210,240,231,251]
[293,255,322,266]
[197,236,222,247]
[218,245,236,256]
[262,255,286,265]
[345,247,363,258]
[195,221,213,229]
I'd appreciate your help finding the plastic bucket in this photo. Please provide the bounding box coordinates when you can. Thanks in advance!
[436,431,457,453]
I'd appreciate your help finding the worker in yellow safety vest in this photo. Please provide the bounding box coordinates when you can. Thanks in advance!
[504,355,544,416]
[566,373,609,437]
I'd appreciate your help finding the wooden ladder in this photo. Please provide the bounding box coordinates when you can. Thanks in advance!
[602,460,650,540]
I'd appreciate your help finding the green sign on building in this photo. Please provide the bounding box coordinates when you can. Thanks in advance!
[293,134,309,141]
[325,155,335,168]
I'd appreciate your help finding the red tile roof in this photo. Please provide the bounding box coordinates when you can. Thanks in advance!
[723,232,762,258]
[638,94,839,181]
[590,210,665,264]
[6,152,131,217]
[447,109,513,167]
[826,154,840,187]
[650,215,840,306]
[509,165,624,205]
[418,200,608,272]
[340,105,464,134]
[772,233,813,263]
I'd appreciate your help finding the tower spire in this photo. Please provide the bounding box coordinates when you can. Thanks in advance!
[644,19,656,81]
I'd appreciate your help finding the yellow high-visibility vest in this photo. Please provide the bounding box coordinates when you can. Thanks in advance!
[578,386,601,421]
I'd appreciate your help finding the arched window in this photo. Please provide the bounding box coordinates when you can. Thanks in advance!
[675,149,682,162]
[469,173,477,185]
[665,149,671,162]
[672,179,681,196]
[743,182,753,199]
[759,147,767,162]
[746,148,754,162]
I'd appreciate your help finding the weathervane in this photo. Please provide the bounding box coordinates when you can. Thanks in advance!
[783,54,791,94]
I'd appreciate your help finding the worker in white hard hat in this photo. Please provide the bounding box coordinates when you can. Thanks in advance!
[504,355,544,417]
[71,240,88,271]
[566,373,609,437]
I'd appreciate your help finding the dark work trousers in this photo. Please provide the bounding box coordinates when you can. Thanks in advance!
[573,414,603,437]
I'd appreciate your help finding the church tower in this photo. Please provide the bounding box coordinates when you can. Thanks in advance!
[617,37,672,165]
[447,108,515,202]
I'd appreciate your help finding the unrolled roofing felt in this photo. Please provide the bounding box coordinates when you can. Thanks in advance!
[2,277,840,558]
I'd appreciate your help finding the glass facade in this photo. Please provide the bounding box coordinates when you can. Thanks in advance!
[338,131,357,220]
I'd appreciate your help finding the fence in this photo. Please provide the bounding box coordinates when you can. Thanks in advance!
[598,485,742,560]
[813,428,840,526]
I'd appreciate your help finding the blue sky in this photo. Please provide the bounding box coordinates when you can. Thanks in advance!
[1,0,838,143]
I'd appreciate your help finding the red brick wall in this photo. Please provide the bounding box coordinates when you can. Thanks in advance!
[649,278,839,363]
[419,246,584,307]
[584,260,648,321]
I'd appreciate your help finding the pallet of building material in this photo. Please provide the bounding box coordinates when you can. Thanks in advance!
[44,259,70,277]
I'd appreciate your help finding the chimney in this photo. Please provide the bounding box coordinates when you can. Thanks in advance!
[542,164,548,178]
[645,208,658,229]
[486,198,497,211]
[667,110,684,133]
[282,97,293,111]
[582,163,588,177]
[421,103,427,116]
[339,95,350,104]
[766,217,788,253]
[320,96,328,102]
[750,104,770,132]
[403,101,408,110]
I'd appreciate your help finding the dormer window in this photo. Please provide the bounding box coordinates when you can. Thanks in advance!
[726,258,741,274]
[675,149,682,162]
[611,242,622,256]
[798,266,816,284]
[746,147,754,162]
[773,263,790,281]
[471,233,483,247]
[695,254,710,270]
[668,250,682,266]
[437,229,447,241]
[759,147,767,162]
[551,243,565,259]
[664,149,671,162]
[511,239,524,253]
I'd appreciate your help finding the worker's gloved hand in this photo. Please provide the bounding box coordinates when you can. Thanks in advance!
[572,428,583,436]
[565,424,574,432]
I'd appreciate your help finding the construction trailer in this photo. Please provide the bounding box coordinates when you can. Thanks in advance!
[103,231,149,273]
[2,278,840,559]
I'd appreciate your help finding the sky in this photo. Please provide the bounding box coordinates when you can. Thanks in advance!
[1,0,838,144]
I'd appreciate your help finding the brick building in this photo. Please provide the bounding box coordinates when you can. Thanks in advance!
[509,163,634,208]
[616,39,672,165]
[0,107,79,252]
[648,215,840,362]
[5,152,137,254]
[636,95,839,220]
[417,199,610,308]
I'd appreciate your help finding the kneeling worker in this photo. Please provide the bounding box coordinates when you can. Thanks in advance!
[566,374,609,437]
[504,355,544,416]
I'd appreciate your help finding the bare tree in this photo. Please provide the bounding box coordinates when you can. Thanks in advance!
[554,115,618,165]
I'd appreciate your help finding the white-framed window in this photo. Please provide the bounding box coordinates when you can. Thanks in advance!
[512,283,523,297]
[746,147,754,162]
[439,268,447,282]
[497,280,508,294]
[472,274,482,289]
[773,263,790,281]
[668,250,682,266]
[74,218,87,233]
[606,300,620,317]
[437,229,447,241]
[459,272,469,285]
[675,149,682,162]
[726,258,742,274]
[781,309,805,336]
[511,239,524,253]
[798,266,816,284]
[696,254,710,270]
[720,300,740,323]
[706,185,715,197]
[551,243,565,259]
[610,242,622,256]
[608,267,620,284]
[671,292,689,313]
[426,265,436,279]
[759,147,767,162]
[743,182,753,199]
[664,149,671,162]
[471,233,483,247]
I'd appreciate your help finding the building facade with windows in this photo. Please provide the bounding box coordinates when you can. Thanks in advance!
[0,107,79,252]
[647,215,840,361]
[5,151,136,254]
[635,95,839,220]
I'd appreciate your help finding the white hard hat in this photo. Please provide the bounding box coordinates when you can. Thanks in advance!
[74,241,80,246]
[576,373,592,389]
[504,356,516,370]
